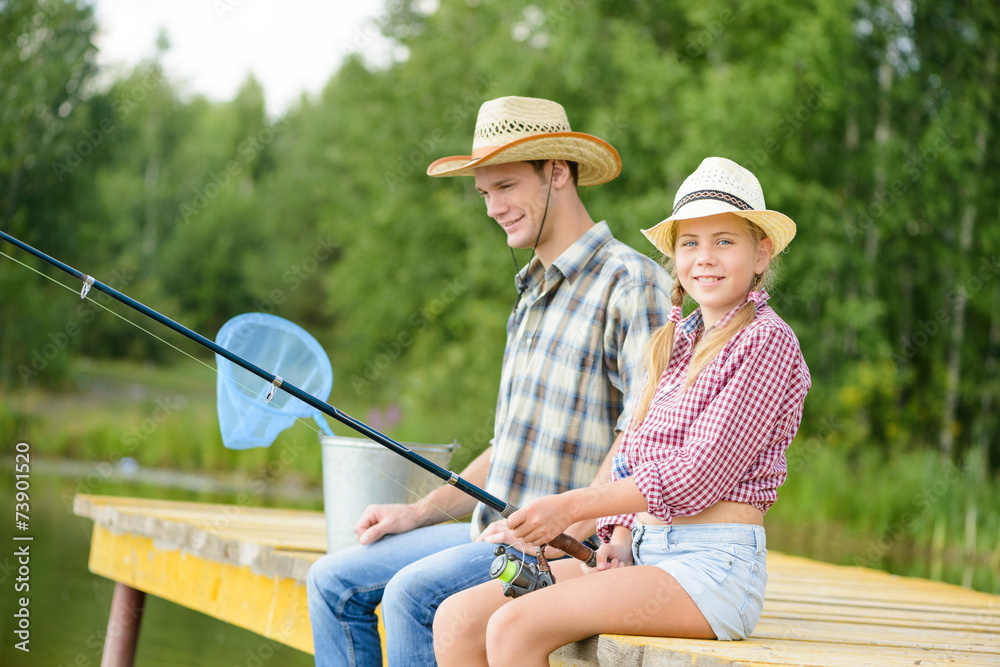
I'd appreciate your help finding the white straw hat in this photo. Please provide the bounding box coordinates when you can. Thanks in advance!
[426,96,621,186]
[642,157,796,258]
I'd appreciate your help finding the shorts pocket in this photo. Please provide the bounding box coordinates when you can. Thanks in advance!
[686,543,741,589]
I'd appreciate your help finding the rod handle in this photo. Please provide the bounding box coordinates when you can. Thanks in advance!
[549,532,597,568]
[500,503,597,568]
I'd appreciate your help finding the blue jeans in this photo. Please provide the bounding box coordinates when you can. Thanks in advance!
[307,522,525,667]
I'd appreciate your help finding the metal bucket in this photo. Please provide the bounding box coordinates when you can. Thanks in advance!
[319,435,457,553]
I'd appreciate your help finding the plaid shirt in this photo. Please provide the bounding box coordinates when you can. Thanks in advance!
[598,297,811,542]
[472,222,672,537]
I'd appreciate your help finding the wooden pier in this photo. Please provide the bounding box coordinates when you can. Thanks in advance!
[74,494,1000,666]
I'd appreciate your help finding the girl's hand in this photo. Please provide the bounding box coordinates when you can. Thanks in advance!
[506,493,576,546]
[478,519,572,559]
[586,542,633,573]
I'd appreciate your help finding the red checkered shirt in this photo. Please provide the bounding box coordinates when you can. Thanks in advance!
[597,299,811,542]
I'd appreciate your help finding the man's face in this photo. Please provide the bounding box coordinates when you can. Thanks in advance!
[474,162,551,250]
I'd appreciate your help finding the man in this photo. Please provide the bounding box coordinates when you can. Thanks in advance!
[307,96,671,666]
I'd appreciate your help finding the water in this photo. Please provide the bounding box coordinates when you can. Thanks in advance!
[0,470,318,667]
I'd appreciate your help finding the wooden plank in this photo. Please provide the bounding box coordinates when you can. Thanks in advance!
[76,495,1000,667]
[74,496,330,552]
[548,550,1000,666]
[75,495,327,537]
[765,553,997,605]
[87,523,314,654]
[765,582,1000,611]
[585,634,1000,667]
[274,548,328,560]
[761,601,1000,633]
[76,493,322,516]
[764,591,1000,617]
[752,616,1000,653]
[75,494,328,580]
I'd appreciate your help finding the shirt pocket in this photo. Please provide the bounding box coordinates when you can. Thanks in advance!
[552,330,600,380]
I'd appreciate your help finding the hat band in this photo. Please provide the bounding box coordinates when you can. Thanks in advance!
[672,189,753,216]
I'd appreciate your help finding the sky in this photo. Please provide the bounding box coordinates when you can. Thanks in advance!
[90,0,400,115]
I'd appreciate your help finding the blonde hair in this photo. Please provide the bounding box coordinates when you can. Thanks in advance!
[632,217,778,425]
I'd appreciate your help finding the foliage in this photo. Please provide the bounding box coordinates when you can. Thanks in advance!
[773,440,999,592]
[1,0,99,384]
[1,0,998,478]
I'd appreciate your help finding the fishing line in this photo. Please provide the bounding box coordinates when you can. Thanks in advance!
[1,248,218,374]
[0,246,461,522]
[0,230,596,566]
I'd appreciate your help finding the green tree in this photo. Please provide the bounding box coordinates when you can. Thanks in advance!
[0,0,99,385]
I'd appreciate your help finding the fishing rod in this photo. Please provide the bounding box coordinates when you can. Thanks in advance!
[0,230,596,591]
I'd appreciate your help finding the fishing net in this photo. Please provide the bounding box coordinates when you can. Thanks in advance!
[215,313,334,449]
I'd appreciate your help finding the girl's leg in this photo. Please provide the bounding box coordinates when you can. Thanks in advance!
[433,557,587,666]
[433,575,507,666]
[485,565,713,667]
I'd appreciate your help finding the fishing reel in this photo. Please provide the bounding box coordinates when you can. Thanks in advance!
[488,544,555,598]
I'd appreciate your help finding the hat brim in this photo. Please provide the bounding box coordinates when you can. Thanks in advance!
[426,132,621,186]
[642,203,796,259]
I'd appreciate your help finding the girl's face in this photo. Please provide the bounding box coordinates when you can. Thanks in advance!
[674,213,772,329]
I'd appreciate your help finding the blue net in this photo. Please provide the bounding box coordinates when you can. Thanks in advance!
[215,313,334,449]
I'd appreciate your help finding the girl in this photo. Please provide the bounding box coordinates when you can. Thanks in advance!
[432,157,812,666]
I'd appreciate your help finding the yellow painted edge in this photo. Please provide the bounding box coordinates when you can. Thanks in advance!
[88,524,314,654]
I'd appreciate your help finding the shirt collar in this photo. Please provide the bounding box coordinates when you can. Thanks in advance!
[678,309,704,343]
[514,222,612,289]
[678,289,770,341]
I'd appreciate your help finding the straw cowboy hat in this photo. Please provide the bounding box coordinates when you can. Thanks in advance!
[426,96,621,186]
[643,157,796,258]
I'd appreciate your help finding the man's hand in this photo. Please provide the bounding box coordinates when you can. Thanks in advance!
[353,503,424,545]
[475,520,520,546]
[350,450,491,546]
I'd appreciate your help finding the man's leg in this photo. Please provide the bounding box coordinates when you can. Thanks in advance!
[307,522,471,667]
[382,541,536,666]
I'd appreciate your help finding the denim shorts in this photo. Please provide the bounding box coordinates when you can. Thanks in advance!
[631,522,767,640]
